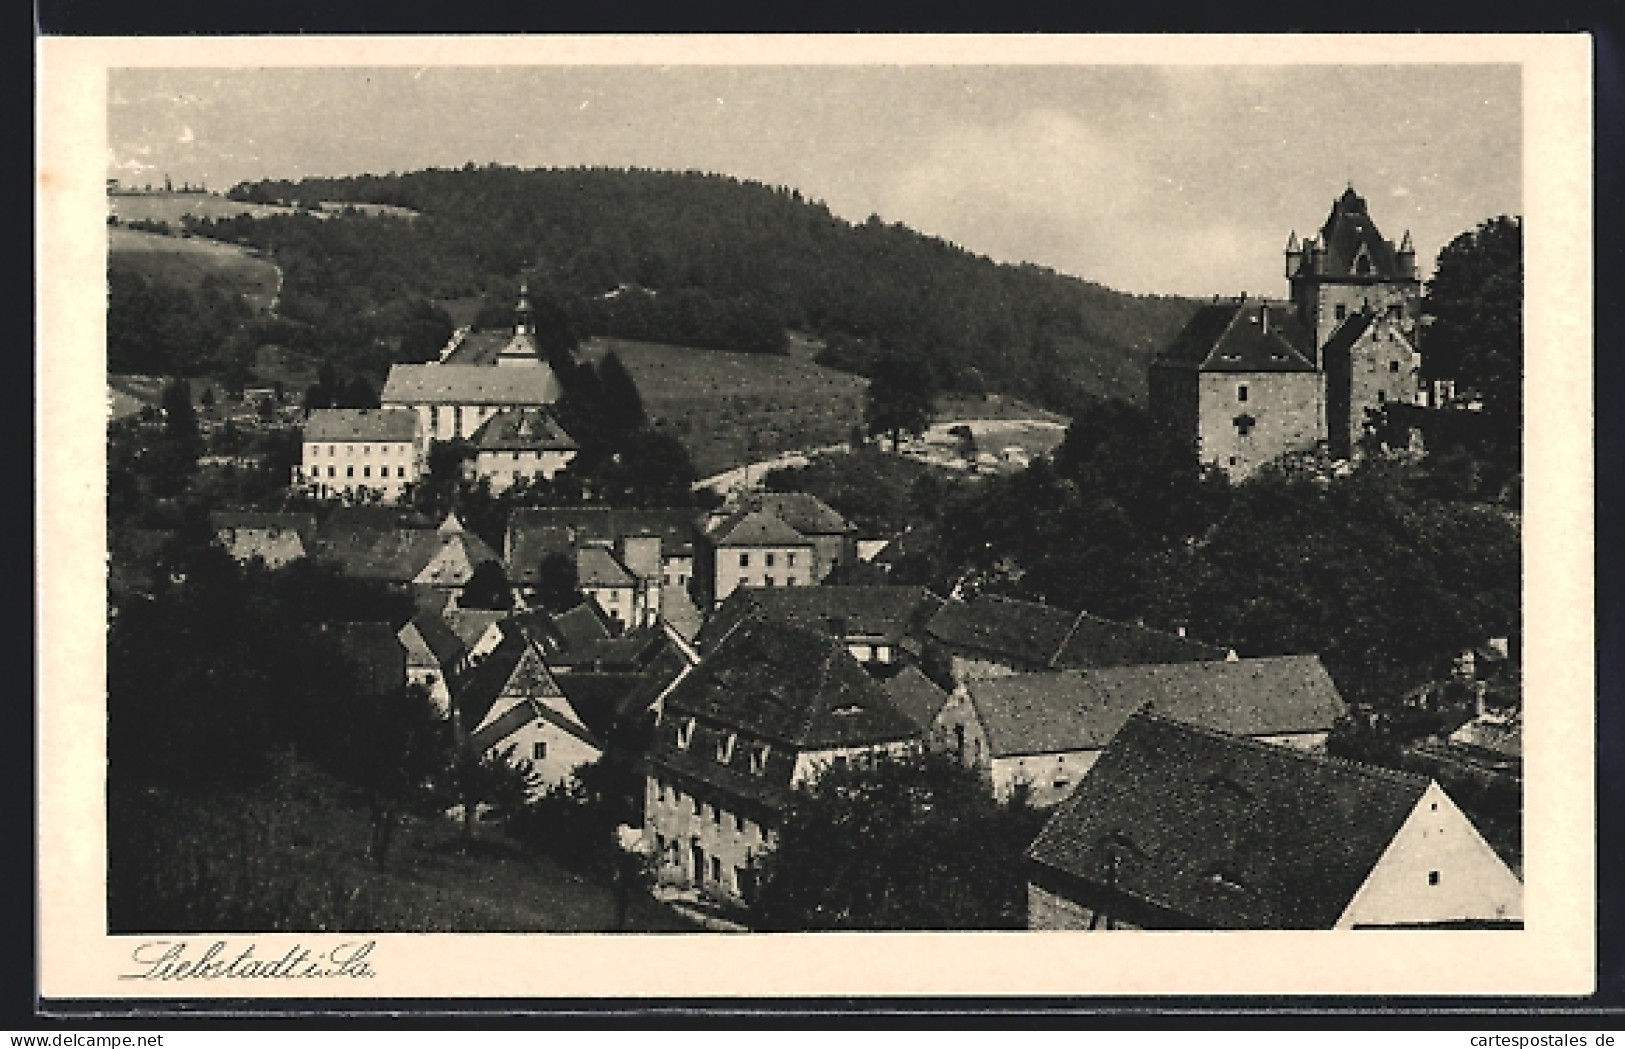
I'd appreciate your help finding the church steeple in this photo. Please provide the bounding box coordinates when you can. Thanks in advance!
[515,281,533,336]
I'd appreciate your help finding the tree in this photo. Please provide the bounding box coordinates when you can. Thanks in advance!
[751,750,1043,931]
[864,349,937,452]
[596,351,647,435]
[1422,215,1522,454]
[161,379,201,449]
[534,551,582,613]
[459,559,514,610]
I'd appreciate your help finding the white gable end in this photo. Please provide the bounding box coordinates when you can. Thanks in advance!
[1335,781,1523,928]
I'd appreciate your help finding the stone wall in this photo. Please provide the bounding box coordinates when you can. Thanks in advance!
[1197,371,1325,480]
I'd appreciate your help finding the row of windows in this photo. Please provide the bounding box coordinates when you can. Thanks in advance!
[653,779,755,835]
[741,576,799,588]
[313,465,409,479]
[737,552,795,568]
[308,443,411,458]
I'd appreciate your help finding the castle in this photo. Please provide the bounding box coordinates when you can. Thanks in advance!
[1150,187,1424,479]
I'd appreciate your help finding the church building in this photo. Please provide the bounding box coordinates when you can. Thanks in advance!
[1150,187,1425,479]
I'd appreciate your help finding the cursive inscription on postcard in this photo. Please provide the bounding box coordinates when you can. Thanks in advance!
[119,939,377,980]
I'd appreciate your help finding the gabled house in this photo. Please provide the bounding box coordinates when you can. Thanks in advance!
[576,546,643,630]
[454,624,602,791]
[313,512,500,597]
[923,592,1231,689]
[696,584,944,668]
[933,655,1347,807]
[1025,710,1523,929]
[722,492,856,583]
[396,611,469,717]
[467,407,578,493]
[503,506,702,630]
[644,611,922,907]
[692,510,815,609]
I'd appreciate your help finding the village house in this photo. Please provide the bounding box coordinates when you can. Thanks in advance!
[313,511,501,600]
[455,622,603,791]
[697,584,944,669]
[932,654,1348,807]
[209,511,316,569]
[691,511,815,610]
[504,506,702,636]
[1149,186,1424,479]
[922,592,1232,690]
[396,610,469,718]
[643,611,922,908]
[1025,709,1523,929]
[467,408,578,493]
[295,407,424,503]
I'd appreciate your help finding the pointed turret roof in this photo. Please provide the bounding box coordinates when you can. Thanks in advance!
[1301,185,1410,281]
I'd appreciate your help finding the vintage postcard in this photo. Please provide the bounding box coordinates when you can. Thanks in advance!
[37,34,1594,1002]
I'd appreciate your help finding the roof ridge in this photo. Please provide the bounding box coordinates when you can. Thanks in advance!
[1200,302,1248,368]
[1046,608,1092,668]
[1132,708,1429,789]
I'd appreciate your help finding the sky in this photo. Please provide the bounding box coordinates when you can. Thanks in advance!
[107,64,1521,298]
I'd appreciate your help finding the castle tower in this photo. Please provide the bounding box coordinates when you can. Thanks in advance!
[1286,186,1421,353]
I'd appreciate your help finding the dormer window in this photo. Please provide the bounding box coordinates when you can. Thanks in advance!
[717,732,737,764]
[750,744,772,775]
[676,718,695,750]
[1335,303,1348,321]
[832,703,865,717]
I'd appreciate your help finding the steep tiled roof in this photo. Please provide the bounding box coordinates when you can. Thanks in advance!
[552,603,614,648]
[1318,311,1375,362]
[576,546,635,589]
[697,584,943,652]
[662,612,921,752]
[304,407,419,443]
[469,697,600,755]
[927,593,1228,672]
[316,528,444,582]
[1026,710,1430,928]
[706,510,812,548]
[380,363,562,405]
[317,505,434,542]
[469,408,577,452]
[1050,612,1230,670]
[881,666,951,732]
[1295,188,1409,281]
[967,655,1346,758]
[443,608,506,649]
[401,611,466,669]
[926,594,1081,667]
[1155,301,1316,374]
[735,492,851,536]
[452,632,528,731]
[507,506,701,558]
[556,673,650,740]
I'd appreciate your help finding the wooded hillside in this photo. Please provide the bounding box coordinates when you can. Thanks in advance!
[204,166,1199,412]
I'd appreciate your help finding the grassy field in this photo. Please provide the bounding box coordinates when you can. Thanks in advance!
[109,191,304,224]
[110,227,282,311]
[580,337,870,477]
[110,770,698,935]
[579,337,1070,477]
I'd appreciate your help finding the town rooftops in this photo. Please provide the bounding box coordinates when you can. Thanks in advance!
[303,407,420,444]
[400,610,467,669]
[881,665,951,733]
[576,546,636,589]
[505,507,701,582]
[733,492,852,536]
[380,363,563,405]
[1026,709,1433,929]
[706,510,814,549]
[209,511,318,543]
[470,408,578,452]
[662,611,921,752]
[927,593,1227,671]
[697,584,944,653]
[966,655,1345,759]
[1153,301,1317,374]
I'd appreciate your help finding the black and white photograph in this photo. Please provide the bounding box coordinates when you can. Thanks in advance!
[37,34,1594,1000]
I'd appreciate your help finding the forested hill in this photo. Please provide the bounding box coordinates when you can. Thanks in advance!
[206,166,1200,411]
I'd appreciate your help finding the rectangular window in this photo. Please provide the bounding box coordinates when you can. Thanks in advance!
[1389,360,1400,373]
[327,466,336,478]
[736,813,747,834]
[532,741,547,761]
[1428,870,1440,886]
[347,445,354,456]
[1335,303,1348,320]
[346,466,354,478]
[364,445,371,456]
[398,466,406,477]
[765,576,775,587]
[786,553,796,567]
[738,553,750,568]
[692,796,701,816]
[765,553,775,567]
[712,806,722,826]
[363,466,371,478]
[788,576,799,586]
[1237,384,1248,403]
[710,857,722,885]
